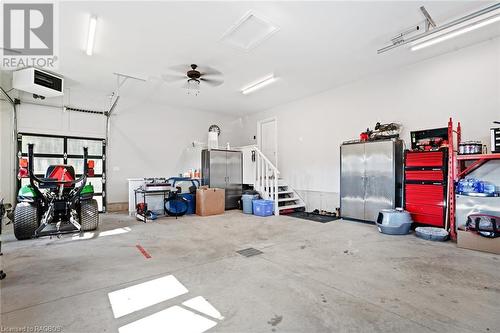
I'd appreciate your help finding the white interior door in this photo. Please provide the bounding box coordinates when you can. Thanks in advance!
[258,118,278,168]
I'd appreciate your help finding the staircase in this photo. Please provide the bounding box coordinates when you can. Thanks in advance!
[253,147,305,215]
[276,179,306,214]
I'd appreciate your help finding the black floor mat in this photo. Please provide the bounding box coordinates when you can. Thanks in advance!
[286,211,340,223]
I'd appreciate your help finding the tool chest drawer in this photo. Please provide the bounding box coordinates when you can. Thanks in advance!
[405,170,444,182]
[405,151,445,168]
[404,184,446,228]
[405,184,444,205]
[405,203,444,216]
[410,212,445,227]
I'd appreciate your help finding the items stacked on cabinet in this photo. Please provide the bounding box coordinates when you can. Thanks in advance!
[404,150,448,228]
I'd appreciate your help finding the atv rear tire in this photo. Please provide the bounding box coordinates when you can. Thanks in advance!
[13,202,39,240]
[80,199,99,231]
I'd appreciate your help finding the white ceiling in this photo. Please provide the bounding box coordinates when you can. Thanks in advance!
[55,1,499,114]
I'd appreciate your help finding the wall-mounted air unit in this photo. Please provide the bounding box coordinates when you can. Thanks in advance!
[13,67,64,97]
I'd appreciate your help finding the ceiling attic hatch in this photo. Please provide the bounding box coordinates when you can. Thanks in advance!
[221,11,279,51]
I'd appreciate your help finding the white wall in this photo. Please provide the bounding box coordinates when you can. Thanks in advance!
[0,79,108,204]
[106,97,241,203]
[238,39,500,211]
[0,71,15,204]
[17,103,107,138]
[0,86,242,205]
[2,39,498,209]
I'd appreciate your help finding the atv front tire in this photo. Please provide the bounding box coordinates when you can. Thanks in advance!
[80,199,99,231]
[13,202,39,240]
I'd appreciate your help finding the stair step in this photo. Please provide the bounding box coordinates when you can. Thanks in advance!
[278,197,297,202]
[278,203,305,210]
[278,190,294,195]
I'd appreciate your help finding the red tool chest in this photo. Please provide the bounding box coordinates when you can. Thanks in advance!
[404,150,447,227]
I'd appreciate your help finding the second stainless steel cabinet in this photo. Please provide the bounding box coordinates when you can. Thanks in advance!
[340,139,403,222]
[201,149,243,209]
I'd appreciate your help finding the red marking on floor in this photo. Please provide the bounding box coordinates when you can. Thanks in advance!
[136,245,152,259]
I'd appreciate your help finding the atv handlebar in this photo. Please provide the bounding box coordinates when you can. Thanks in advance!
[27,143,89,187]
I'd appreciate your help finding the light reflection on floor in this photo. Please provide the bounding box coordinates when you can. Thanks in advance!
[108,275,224,333]
[118,305,217,333]
[108,275,188,318]
[71,227,132,241]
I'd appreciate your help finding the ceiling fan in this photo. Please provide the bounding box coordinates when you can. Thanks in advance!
[161,64,224,95]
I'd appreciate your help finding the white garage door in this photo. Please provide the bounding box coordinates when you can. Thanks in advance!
[17,133,107,212]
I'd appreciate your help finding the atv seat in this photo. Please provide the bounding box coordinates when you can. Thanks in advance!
[38,178,60,190]
[43,165,76,188]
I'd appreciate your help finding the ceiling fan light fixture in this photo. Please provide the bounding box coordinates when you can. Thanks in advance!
[241,74,277,95]
[187,78,200,96]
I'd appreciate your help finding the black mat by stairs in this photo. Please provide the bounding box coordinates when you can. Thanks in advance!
[286,211,340,223]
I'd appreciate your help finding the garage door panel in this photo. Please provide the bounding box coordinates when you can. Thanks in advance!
[67,158,103,175]
[21,136,64,154]
[33,158,65,174]
[93,196,103,211]
[87,177,103,193]
[67,138,103,155]
[18,133,106,212]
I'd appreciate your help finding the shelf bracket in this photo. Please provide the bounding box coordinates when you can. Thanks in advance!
[458,158,491,179]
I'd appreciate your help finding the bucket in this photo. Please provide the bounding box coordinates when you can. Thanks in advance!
[242,194,259,214]
[253,199,274,217]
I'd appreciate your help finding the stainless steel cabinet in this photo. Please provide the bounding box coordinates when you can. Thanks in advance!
[340,139,403,222]
[201,149,243,209]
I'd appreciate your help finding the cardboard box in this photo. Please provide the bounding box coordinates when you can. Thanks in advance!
[196,187,225,216]
[457,230,500,255]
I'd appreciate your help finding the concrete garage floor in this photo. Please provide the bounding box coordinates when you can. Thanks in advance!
[1,211,499,333]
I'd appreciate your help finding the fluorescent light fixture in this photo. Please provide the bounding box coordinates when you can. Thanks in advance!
[378,4,500,54]
[241,74,277,95]
[86,15,97,55]
[411,14,500,51]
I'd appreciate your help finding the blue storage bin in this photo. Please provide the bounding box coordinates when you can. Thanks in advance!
[166,177,199,215]
[165,193,195,215]
[242,194,259,214]
[252,199,274,217]
[180,193,195,215]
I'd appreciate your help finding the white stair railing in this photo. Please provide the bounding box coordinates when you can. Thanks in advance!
[253,146,280,216]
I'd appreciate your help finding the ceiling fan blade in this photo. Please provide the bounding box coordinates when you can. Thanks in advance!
[167,64,190,74]
[161,73,186,82]
[200,66,222,76]
[200,77,224,87]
